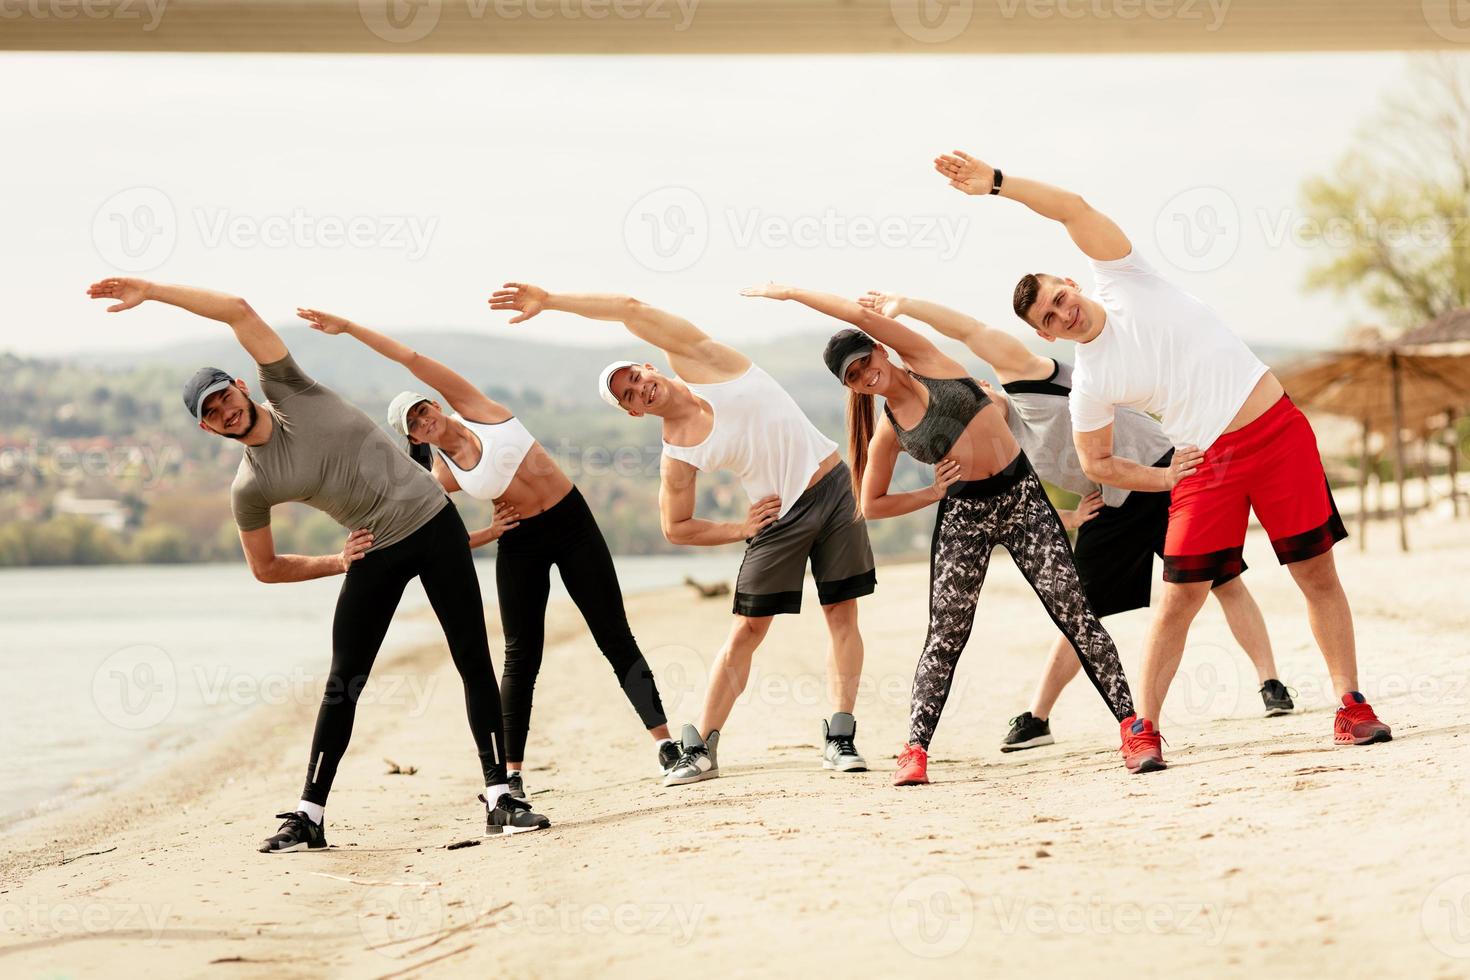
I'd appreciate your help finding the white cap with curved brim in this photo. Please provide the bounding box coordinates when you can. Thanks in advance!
[597,360,637,408]
[387,390,432,438]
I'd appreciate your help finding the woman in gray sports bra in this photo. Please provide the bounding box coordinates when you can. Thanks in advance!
[743,283,1139,786]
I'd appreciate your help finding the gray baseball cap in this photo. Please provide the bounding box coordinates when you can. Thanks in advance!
[182,367,235,422]
[387,390,432,438]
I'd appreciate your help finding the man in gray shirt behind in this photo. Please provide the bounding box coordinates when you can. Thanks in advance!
[87,276,550,851]
[857,290,1296,751]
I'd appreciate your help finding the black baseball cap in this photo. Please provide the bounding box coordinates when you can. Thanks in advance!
[182,367,235,422]
[822,328,877,382]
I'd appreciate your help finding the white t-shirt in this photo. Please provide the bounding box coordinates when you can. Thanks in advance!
[1069,250,1268,451]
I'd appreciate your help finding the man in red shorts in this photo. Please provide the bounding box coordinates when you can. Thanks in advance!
[934,149,1392,772]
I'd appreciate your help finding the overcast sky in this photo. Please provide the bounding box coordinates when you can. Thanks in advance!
[4,50,1413,358]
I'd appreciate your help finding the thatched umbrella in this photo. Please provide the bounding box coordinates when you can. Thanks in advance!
[1278,317,1470,552]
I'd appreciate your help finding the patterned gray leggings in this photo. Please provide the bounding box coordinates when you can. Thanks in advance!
[909,467,1135,748]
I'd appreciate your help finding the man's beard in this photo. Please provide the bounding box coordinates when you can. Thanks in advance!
[222,401,259,441]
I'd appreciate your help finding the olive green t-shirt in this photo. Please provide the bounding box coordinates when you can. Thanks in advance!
[230,354,447,551]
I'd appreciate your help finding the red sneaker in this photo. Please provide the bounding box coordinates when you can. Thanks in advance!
[1120,715,1166,774]
[894,743,929,786]
[1334,692,1392,745]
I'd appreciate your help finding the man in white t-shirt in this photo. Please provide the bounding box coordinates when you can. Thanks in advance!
[932,150,1391,771]
[487,283,876,788]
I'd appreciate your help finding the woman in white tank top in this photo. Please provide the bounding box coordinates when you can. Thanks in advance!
[298,309,678,794]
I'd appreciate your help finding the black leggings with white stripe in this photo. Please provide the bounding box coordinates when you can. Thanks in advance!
[301,503,506,805]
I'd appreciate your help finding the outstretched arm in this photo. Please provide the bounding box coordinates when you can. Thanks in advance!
[859,291,1053,385]
[87,277,287,364]
[740,283,965,379]
[933,151,1131,262]
[296,309,506,422]
[659,456,780,547]
[489,283,748,383]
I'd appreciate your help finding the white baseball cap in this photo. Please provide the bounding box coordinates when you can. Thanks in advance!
[597,360,638,408]
[386,390,432,438]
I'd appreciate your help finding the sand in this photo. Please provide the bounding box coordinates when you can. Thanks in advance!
[2,514,1468,979]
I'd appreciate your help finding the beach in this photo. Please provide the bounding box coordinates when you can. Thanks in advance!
[2,514,1468,978]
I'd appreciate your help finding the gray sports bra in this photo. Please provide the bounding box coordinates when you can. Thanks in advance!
[884,372,992,464]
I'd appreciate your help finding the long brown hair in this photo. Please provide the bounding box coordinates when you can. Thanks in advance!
[846,387,876,519]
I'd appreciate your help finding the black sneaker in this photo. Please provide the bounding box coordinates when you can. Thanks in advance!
[507,772,528,802]
[1260,679,1296,717]
[1000,712,1054,752]
[481,793,550,836]
[657,739,682,776]
[259,810,327,854]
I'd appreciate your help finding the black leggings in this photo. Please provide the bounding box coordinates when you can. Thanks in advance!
[301,503,505,805]
[909,457,1135,748]
[496,487,667,761]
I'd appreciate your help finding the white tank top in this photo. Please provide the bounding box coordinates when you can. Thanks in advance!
[434,413,537,500]
[662,364,837,520]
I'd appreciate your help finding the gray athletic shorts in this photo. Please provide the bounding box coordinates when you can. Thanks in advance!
[733,461,877,617]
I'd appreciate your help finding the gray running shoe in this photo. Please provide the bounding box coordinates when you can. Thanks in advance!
[657,739,682,776]
[1000,712,1055,752]
[663,724,719,786]
[822,712,868,772]
[507,772,528,802]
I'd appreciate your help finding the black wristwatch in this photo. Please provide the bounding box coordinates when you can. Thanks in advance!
[990,168,1004,195]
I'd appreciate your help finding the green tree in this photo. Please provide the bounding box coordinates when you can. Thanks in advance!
[1300,55,1470,330]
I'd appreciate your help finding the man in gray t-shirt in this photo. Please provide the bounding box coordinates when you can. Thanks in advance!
[855,290,1294,749]
[87,276,550,852]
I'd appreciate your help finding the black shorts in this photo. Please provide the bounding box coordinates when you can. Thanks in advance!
[1072,452,1246,618]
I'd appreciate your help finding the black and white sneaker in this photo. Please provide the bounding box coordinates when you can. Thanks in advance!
[480,793,550,836]
[662,723,719,786]
[1000,712,1055,752]
[507,772,528,802]
[259,810,327,854]
[657,739,682,776]
[1260,679,1296,717]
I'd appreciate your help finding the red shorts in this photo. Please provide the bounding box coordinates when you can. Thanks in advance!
[1163,396,1346,583]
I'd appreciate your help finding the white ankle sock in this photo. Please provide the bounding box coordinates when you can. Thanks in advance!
[485,783,510,805]
[297,800,324,825]
[656,737,673,748]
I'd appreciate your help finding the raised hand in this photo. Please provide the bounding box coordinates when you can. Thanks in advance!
[739,282,793,301]
[740,495,782,539]
[933,150,997,196]
[1165,446,1206,489]
[930,458,964,500]
[858,290,906,319]
[488,283,547,324]
[296,308,354,336]
[1061,491,1105,530]
[339,528,374,572]
[86,277,151,313]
